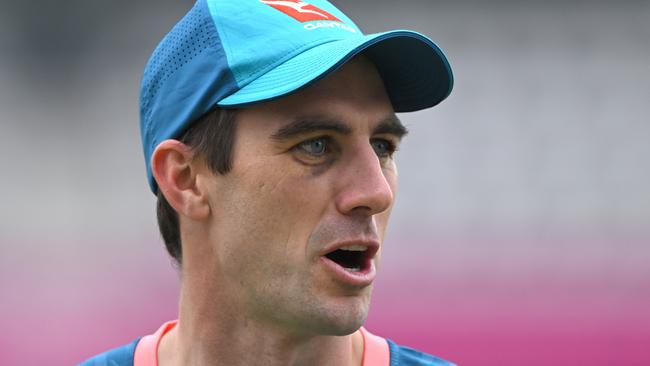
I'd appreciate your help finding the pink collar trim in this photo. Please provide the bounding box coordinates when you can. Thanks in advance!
[133,320,177,366]
[133,321,389,366]
[360,326,390,366]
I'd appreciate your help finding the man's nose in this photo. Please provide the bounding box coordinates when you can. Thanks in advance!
[334,145,394,217]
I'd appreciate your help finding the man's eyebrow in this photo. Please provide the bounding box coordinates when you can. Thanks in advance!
[270,114,408,141]
[373,115,408,139]
[271,117,352,141]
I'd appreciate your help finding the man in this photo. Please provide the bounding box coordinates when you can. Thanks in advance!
[82,0,454,365]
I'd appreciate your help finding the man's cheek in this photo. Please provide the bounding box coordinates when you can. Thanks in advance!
[376,210,393,239]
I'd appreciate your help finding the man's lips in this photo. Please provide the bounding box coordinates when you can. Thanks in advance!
[319,239,380,257]
[319,239,379,287]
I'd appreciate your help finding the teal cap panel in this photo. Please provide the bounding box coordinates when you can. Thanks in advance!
[139,0,238,193]
[206,0,363,87]
[218,30,454,113]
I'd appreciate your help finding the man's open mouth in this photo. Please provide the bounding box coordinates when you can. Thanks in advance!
[323,245,375,273]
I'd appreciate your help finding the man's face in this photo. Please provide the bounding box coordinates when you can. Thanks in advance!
[201,57,405,336]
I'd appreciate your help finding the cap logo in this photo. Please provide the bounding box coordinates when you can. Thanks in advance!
[260,0,341,23]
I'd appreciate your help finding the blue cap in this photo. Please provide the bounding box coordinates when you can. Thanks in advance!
[140,0,454,193]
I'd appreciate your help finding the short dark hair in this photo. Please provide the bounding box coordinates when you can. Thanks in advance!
[156,108,237,267]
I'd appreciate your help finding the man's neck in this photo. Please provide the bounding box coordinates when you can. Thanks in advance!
[158,323,363,366]
[157,276,364,366]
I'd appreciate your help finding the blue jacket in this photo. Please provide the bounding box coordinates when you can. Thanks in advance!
[80,337,456,366]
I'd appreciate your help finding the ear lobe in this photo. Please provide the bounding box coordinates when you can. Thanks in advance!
[151,140,210,220]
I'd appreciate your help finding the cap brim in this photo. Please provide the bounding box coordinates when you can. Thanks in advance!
[217,30,453,113]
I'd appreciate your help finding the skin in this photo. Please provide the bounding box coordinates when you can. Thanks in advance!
[151,56,406,366]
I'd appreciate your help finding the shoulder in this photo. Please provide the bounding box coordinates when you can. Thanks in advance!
[387,339,456,366]
[77,338,141,366]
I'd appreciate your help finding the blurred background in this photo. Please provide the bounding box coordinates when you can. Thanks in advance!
[1,0,649,364]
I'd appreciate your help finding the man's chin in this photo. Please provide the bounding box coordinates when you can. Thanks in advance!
[323,320,366,337]
[308,297,371,336]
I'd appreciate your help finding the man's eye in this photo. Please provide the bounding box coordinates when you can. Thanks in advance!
[298,137,328,156]
[371,139,396,158]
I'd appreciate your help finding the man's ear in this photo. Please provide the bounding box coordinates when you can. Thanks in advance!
[151,140,210,220]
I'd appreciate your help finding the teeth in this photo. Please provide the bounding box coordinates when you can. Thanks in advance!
[345,266,361,272]
[339,245,367,252]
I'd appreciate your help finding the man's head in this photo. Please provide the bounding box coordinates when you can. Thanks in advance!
[152,57,401,335]
[141,0,452,337]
